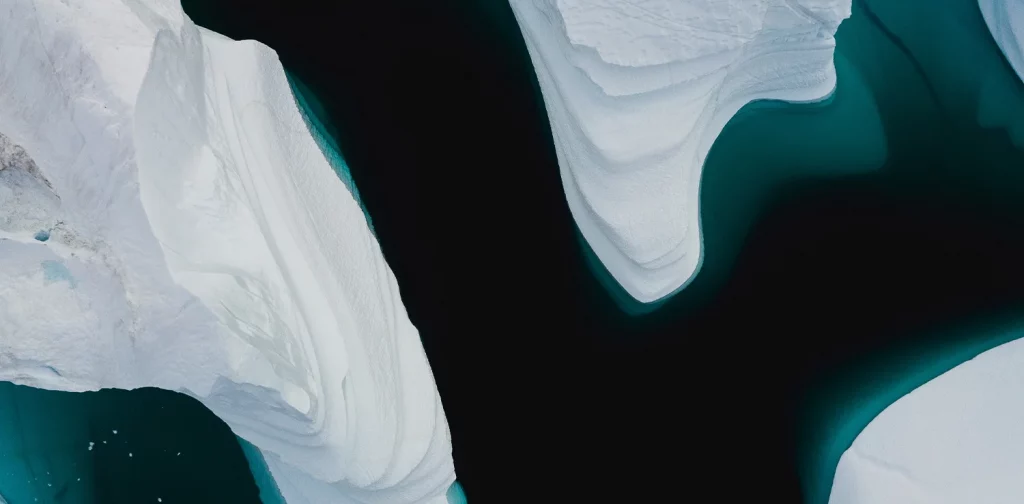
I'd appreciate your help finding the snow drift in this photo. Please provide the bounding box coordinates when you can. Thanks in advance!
[509,0,853,303]
[0,0,454,502]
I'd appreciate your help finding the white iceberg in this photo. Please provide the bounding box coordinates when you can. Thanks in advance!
[827,330,1024,504]
[0,0,455,502]
[979,0,1024,80]
[509,0,853,303]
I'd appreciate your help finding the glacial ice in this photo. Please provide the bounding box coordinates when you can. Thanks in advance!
[509,0,854,303]
[0,1,454,502]
[824,3,1024,502]
[827,328,1024,504]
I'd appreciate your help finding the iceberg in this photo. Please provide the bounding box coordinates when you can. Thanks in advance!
[509,0,853,303]
[827,329,1024,504]
[979,0,1024,81]
[0,0,455,502]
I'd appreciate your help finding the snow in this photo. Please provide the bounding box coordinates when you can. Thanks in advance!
[827,331,1024,504]
[509,0,852,303]
[979,0,1024,82]
[0,1,454,503]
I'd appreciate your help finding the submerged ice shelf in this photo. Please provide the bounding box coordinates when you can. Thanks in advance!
[509,0,853,303]
[0,0,454,502]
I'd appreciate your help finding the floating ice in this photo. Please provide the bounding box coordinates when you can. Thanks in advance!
[509,0,853,303]
[824,3,1024,502]
[0,0,455,502]
[827,328,1024,504]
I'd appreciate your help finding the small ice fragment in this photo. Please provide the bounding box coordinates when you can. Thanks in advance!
[176,452,180,456]
[158,499,162,503]
[112,430,118,434]
[88,442,94,451]
[128,452,133,457]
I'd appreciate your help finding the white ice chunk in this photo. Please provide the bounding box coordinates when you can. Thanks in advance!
[828,332,1024,504]
[0,0,454,502]
[509,0,852,302]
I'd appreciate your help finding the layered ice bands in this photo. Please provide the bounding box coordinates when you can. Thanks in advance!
[0,1,454,503]
[509,0,853,303]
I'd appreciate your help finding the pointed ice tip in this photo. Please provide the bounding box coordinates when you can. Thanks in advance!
[446,481,467,504]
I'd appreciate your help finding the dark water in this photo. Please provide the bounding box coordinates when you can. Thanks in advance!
[3,0,1024,502]
[178,0,1024,502]
[0,384,262,504]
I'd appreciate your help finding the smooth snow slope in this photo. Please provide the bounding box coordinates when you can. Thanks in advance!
[0,1,454,503]
[509,0,852,303]
[827,329,1024,504]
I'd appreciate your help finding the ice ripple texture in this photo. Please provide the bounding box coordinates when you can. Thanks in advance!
[0,0,454,503]
[509,0,853,303]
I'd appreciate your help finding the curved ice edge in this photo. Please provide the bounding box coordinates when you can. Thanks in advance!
[0,1,454,503]
[824,321,1024,504]
[511,0,850,305]
[572,78,840,305]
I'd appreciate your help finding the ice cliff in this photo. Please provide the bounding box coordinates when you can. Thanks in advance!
[509,0,853,303]
[0,1,454,502]
[826,4,1024,502]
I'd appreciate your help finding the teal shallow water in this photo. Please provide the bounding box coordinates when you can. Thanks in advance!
[0,385,262,504]
[794,0,1024,502]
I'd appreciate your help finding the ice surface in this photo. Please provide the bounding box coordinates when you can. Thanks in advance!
[509,0,853,303]
[827,329,1024,504]
[0,1,454,502]
[979,0,1024,82]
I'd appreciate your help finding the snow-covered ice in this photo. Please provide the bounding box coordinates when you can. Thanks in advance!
[0,1,454,502]
[827,330,1024,504]
[509,0,853,303]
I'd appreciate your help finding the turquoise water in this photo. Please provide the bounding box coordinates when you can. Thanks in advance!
[40,261,75,289]
[793,0,1024,502]
[0,384,262,504]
